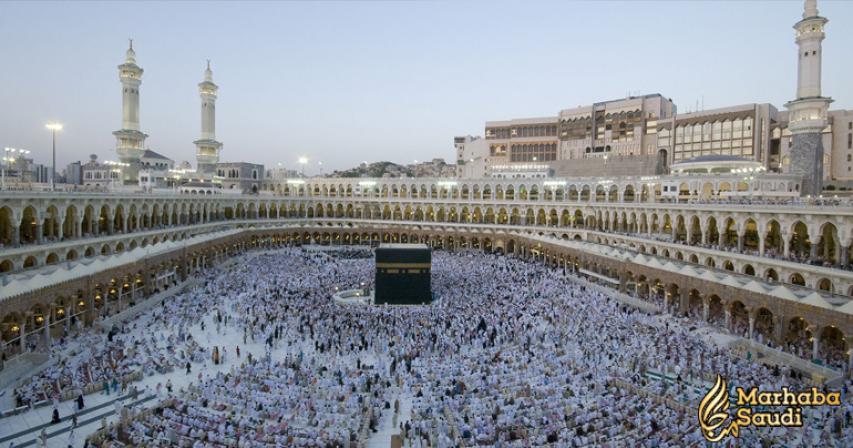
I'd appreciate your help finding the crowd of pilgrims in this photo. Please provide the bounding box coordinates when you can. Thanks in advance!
[8,246,853,447]
[12,289,210,409]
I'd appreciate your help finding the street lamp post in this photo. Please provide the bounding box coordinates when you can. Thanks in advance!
[45,123,63,191]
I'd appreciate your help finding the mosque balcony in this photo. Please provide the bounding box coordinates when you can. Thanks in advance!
[1,187,852,294]
[1,210,852,297]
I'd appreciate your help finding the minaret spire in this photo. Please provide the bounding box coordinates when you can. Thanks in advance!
[785,0,832,196]
[113,39,147,185]
[125,38,137,63]
[195,60,222,176]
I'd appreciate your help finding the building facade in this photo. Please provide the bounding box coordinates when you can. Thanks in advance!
[215,162,263,193]
[464,1,849,185]
[81,155,118,189]
[65,161,82,186]
[477,94,674,179]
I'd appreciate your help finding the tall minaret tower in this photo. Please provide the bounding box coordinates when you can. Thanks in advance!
[112,39,148,184]
[194,60,222,175]
[785,0,833,196]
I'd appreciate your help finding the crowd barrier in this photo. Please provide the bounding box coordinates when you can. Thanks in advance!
[1,370,143,419]
[728,339,843,387]
[566,271,662,314]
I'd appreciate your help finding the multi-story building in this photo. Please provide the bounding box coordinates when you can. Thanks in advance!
[81,154,118,189]
[136,149,176,190]
[476,100,850,182]
[65,161,82,185]
[215,162,263,193]
[466,1,850,184]
[1,155,34,184]
[477,95,674,178]
[31,164,50,184]
[657,103,777,168]
[454,135,488,178]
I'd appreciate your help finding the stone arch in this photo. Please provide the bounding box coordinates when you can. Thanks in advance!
[789,272,806,286]
[765,268,779,282]
[754,308,775,342]
[0,206,14,246]
[789,221,811,260]
[816,222,839,265]
[46,252,59,265]
[816,277,833,292]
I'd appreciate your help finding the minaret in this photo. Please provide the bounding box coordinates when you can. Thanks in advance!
[112,39,148,184]
[785,0,833,196]
[194,60,222,176]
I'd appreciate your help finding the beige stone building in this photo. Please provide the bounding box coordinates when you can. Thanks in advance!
[458,1,852,184]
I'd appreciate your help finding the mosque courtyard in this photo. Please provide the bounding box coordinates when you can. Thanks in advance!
[1,246,850,447]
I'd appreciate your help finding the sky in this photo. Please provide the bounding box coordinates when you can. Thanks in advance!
[0,0,851,175]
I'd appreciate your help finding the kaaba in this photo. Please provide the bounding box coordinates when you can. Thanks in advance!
[374,244,432,305]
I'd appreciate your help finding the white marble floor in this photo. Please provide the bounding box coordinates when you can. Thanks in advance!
[0,296,275,448]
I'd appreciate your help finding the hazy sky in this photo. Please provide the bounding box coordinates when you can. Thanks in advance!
[0,1,851,174]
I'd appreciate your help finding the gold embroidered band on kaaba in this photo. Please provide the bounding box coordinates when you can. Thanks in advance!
[375,263,432,269]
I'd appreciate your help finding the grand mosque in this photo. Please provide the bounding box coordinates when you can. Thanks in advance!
[0,1,852,447]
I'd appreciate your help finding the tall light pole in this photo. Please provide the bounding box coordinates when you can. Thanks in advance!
[298,156,308,177]
[45,123,63,190]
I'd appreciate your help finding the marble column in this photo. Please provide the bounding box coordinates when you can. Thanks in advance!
[43,314,50,343]
[748,315,755,340]
[812,335,820,361]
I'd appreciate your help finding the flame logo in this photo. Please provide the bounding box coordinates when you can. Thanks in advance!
[698,375,740,442]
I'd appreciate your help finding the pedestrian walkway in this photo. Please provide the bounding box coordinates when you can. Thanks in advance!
[367,391,412,448]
